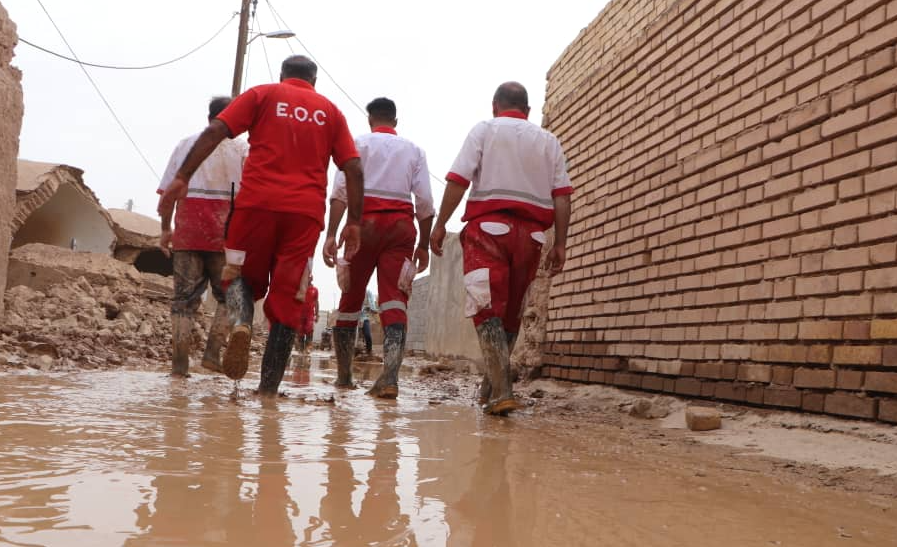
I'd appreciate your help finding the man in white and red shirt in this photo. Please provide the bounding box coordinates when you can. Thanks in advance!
[324,97,434,396]
[158,55,364,396]
[431,82,573,415]
[158,96,248,378]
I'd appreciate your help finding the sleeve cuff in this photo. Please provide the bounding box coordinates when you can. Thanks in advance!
[552,186,574,197]
[335,154,361,170]
[446,172,471,188]
[156,188,165,195]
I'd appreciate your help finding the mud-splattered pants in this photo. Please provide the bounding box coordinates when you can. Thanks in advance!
[335,211,416,329]
[223,208,319,332]
[461,212,545,334]
[171,251,226,316]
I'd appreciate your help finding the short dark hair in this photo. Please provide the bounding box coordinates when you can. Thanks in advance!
[281,55,317,82]
[493,82,529,111]
[208,96,231,120]
[366,97,397,121]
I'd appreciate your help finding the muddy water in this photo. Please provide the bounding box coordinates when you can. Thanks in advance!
[1,357,895,547]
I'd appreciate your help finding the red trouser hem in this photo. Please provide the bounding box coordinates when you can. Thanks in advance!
[335,211,416,328]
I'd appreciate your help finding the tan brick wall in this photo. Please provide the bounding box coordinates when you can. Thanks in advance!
[542,0,897,422]
[0,2,23,320]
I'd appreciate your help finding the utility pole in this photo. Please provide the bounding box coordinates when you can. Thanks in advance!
[231,0,252,97]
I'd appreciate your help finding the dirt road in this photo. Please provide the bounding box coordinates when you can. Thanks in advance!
[0,355,895,546]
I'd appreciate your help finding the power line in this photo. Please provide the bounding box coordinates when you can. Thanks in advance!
[265,0,446,186]
[19,13,237,70]
[34,0,159,180]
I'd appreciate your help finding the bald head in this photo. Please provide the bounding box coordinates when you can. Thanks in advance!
[492,81,529,114]
[281,55,317,84]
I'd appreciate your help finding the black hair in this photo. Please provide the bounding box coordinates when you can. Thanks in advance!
[208,96,231,120]
[366,97,397,121]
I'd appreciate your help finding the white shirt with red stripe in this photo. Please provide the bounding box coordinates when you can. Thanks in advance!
[331,127,435,220]
[158,133,249,251]
[446,111,573,230]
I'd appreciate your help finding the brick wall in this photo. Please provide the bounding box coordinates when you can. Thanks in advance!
[541,0,897,422]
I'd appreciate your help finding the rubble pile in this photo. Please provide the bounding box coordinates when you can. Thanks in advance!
[0,244,211,372]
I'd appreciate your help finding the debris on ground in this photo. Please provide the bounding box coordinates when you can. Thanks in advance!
[686,406,723,431]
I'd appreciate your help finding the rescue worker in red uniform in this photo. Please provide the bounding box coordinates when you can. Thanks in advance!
[431,82,572,415]
[296,278,319,353]
[158,96,249,377]
[323,97,434,397]
[158,55,364,396]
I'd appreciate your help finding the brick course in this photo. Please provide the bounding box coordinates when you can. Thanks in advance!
[542,0,897,422]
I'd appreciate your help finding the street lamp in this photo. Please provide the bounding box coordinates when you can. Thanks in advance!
[248,30,295,43]
[231,0,295,96]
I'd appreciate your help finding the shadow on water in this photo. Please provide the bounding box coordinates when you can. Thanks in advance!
[1,357,896,546]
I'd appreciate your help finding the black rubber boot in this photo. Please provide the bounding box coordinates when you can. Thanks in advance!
[368,323,406,399]
[222,278,254,380]
[258,322,295,396]
[171,313,192,377]
[333,326,356,388]
[477,331,517,404]
[201,303,228,373]
[476,318,521,415]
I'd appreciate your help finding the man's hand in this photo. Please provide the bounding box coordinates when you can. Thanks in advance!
[159,228,173,258]
[322,236,338,267]
[157,175,188,219]
[545,245,566,276]
[340,223,361,261]
[413,245,429,273]
[431,225,447,257]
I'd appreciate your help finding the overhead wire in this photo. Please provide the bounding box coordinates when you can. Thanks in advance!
[254,1,276,83]
[18,13,237,70]
[265,0,446,186]
[33,0,159,180]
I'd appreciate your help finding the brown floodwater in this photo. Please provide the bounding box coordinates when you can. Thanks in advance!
[1,355,895,547]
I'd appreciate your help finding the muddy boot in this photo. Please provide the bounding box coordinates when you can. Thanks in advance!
[476,318,522,415]
[171,313,192,377]
[221,278,254,380]
[368,323,405,399]
[477,332,516,405]
[201,303,229,373]
[258,323,295,396]
[333,326,356,388]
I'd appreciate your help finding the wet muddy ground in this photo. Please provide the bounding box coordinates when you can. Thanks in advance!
[1,354,896,546]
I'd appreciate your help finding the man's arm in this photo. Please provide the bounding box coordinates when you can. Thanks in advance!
[430,181,467,256]
[545,194,571,275]
[322,198,347,267]
[337,158,364,261]
[415,215,434,272]
[157,120,230,219]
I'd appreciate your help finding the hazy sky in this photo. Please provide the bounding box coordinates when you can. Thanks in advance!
[7,0,607,309]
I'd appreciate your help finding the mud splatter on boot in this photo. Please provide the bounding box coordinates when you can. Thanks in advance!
[368,323,405,399]
[477,331,517,404]
[171,313,192,377]
[476,318,522,415]
[332,326,356,389]
[221,278,254,380]
[201,303,229,373]
[258,323,295,396]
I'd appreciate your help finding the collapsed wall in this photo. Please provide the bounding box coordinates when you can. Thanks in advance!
[0,4,23,318]
[542,0,897,422]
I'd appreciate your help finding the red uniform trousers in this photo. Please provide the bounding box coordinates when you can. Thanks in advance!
[335,211,416,329]
[224,208,320,332]
[299,286,318,336]
[461,212,544,334]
